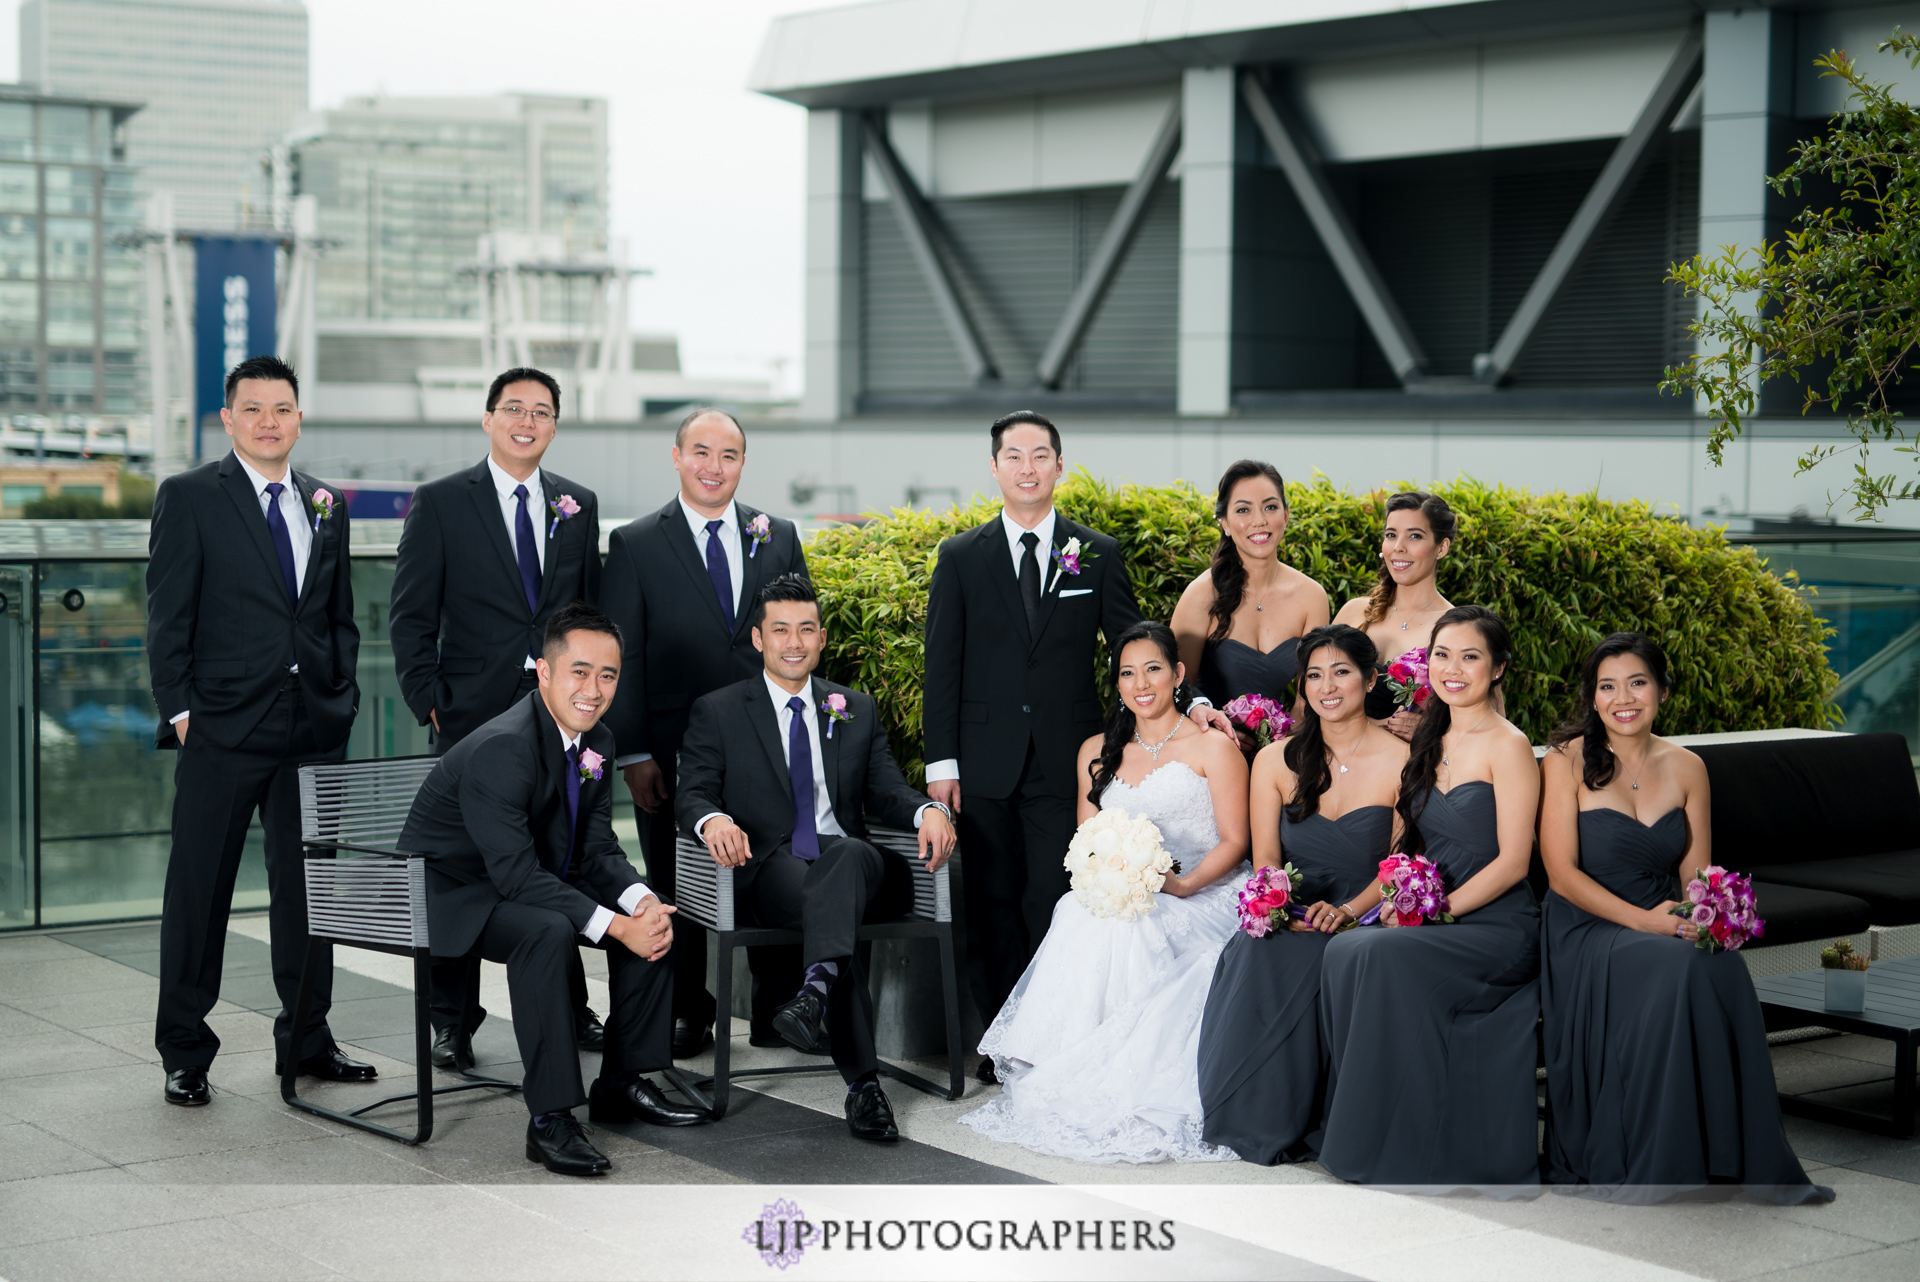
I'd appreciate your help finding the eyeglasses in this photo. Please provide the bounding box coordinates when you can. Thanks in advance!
[493,403,556,426]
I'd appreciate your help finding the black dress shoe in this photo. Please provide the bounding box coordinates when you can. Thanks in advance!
[845,1081,899,1142]
[671,1016,713,1059]
[587,1075,710,1127]
[164,1067,210,1106]
[430,1027,475,1072]
[275,1048,378,1082]
[975,1057,998,1085]
[770,989,830,1056]
[574,1007,606,1053]
[525,1113,610,1176]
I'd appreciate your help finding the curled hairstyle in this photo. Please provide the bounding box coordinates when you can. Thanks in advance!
[1396,605,1512,854]
[1087,622,1184,807]
[1282,624,1379,822]
[1549,632,1674,792]
[1208,460,1290,641]
[1361,491,1458,627]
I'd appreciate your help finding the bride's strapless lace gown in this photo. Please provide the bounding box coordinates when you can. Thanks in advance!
[959,761,1248,1163]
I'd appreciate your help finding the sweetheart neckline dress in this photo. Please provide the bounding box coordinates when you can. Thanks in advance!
[1198,636,1299,709]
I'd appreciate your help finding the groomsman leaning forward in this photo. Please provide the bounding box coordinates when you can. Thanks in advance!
[399,603,710,1177]
[921,410,1232,1080]
[146,354,373,1106]
[387,366,605,1074]
[676,574,957,1142]
[601,407,808,1057]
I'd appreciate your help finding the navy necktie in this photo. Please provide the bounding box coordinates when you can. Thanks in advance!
[562,744,581,881]
[705,518,736,632]
[513,484,542,615]
[786,695,819,861]
[263,482,299,609]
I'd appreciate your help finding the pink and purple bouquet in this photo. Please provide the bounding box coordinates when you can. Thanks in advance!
[1236,864,1303,937]
[1667,865,1765,952]
[1223,692,1294,753]
[1383,647,1432,710]
[1377,852,1454,926]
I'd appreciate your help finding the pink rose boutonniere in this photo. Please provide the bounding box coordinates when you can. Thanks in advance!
[746,513,772,558]
[310,487,335,531]
[577,747,605,783]
[548,493,581,539]
[821,691,852,739]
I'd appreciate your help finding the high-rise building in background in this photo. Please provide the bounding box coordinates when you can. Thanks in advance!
[20,0,308,231]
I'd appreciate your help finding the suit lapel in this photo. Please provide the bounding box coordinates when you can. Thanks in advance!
[978,517,1031,646]
[1027,517,1075,652]
[219,455,292,611]
[533,469,566,615]
[468,460,529,613]
[731,504,767,644]
[529,695,571,870]
[289,471,327,613]
[813,678,843,820]
[660,501,732,634]
[745,680,790,792]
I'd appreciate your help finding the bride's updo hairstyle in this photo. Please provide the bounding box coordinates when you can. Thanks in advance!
[1283,624,1379,823]
[1549,632,1673,792]
[1360,490,1457,627]
[1207,460,1289,641]
[1088,621,1184,806]
[1396,604,1512,854]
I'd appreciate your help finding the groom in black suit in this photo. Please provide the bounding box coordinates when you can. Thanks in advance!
[388,367,604,1071]
[676,574,955,1140]
[601,408,809,1055]
[923,411,1229,1076]
[399,603,708,1176]
[146,355,373,1106]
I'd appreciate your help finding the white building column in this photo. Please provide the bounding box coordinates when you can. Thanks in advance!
[1698,10,1792,273]
[802,109,863,422]
[1178,67,1236,417]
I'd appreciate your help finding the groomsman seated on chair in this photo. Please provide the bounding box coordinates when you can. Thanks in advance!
[676,574,956,1142]
[400,603,710,1176]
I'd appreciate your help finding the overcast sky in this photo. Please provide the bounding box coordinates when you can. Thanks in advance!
[0,0,817,394]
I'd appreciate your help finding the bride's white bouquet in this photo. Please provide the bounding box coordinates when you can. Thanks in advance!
[1063,808,1175,921]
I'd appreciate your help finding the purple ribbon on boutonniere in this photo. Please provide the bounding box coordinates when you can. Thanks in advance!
[746,513,771,558]
[548,493,581,539]
[821,691,851,739]
[310,487,335,531]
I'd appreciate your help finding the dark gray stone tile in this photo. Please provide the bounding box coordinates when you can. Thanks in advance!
[1847,1145,1920,1185]
[1783,1115,1920,1169]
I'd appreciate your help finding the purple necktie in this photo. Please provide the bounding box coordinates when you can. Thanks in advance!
[787,695,819,861]
[513,484,542,615]
[562,744,581,882]
[263,482,298,609]
[705,519,735,632]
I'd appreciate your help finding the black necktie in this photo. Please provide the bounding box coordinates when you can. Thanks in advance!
[1018,531,1041,633]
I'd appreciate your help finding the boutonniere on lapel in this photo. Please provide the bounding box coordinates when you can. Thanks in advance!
[310,487,335,531]
[547,494,581,538]
[1047,536,1093,592]
[820,692,851,739]
[576,747,605,782]
[746,513,772,558]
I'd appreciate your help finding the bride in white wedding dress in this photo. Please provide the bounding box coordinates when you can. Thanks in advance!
[960,622,1252,1163]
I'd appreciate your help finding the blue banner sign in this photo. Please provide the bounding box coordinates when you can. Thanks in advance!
[194,237,277,458]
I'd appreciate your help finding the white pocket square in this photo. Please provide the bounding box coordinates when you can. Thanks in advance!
[1059,588,1092,598]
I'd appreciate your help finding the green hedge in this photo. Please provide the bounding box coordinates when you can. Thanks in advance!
[806,472,1839,784]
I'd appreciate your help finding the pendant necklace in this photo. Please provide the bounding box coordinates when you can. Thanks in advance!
[1442,710,1496,767]
[1135,721,1182,762]
[1326,726,1364,775]
[1620,748,1649,791]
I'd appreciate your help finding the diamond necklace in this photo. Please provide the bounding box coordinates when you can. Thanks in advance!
[1135,720,1183,761]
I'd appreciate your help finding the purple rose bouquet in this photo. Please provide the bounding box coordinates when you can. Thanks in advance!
[1236,864,1302,937]
[1376,852,1454,926]
[1223,692,1293,754]
[1383,647,1432,710]
[1667,865,1765,951]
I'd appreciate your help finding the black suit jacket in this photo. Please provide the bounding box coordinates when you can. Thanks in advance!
[922,513,1140,800]
[675,675,929,860]
[146,452,360,751]
[600,497,807,761]
[400,692,646,959]
[387,460,602,743]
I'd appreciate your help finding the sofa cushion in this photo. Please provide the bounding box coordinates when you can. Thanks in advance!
[1744,881,1872,947]
[1752,850,1920,926]
[1692,733,1920,869]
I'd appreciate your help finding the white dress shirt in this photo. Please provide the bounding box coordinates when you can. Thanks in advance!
[560,724,656,944]
[487,456,545,670]
[681,495,743,616]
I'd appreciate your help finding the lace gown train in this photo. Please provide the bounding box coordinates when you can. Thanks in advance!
[959,762,1248,1164]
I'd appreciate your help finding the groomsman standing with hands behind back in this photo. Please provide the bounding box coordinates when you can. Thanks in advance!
[601,408,808,1057]
[388,367,606,1072]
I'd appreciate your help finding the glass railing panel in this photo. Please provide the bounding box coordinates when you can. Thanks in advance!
[0,564,32,927]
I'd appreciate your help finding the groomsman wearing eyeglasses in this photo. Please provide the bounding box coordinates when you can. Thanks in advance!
[601,408,809,1058]
[388,367,606,1073]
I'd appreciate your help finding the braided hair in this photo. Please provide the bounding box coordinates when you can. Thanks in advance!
[1360,491,1457,627]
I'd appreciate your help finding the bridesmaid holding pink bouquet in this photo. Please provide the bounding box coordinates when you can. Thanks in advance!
[1332,491,1458,741]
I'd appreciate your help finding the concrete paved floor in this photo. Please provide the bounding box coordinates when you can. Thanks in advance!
[1,919,1917,1281]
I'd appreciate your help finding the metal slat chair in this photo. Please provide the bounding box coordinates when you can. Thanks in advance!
[673,826,964,1119]
[283,755,519,1145]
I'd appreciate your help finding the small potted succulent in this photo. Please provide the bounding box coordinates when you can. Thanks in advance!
[1820,938,1870,1012]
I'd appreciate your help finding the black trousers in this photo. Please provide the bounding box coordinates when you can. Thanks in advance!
[428,670,590,1037]
[955,741,1076,1025]
[473,900,674,1116]
[740,836,911,1082]
[155,688,344,1072]
[634,751,720,1028]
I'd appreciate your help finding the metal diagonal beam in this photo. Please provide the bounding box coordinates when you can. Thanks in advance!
[861,114,998,385]
[1036,97,1183,388]
[1476,27,1704,385]
[1240,72,1428,384]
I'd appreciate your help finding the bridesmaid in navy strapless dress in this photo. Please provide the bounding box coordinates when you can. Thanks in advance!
[1539,633,1831,1204]
[1197,635,1297,708]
